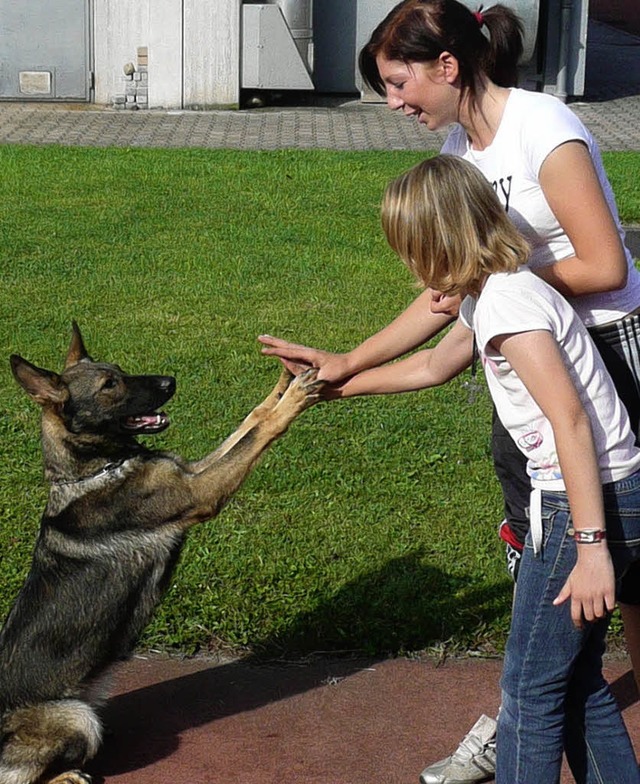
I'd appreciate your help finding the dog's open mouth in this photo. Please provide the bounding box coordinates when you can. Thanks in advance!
[121,412,170,434]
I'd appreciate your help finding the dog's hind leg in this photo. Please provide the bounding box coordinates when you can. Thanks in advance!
[46,772,92,784]
[0,700,101,784]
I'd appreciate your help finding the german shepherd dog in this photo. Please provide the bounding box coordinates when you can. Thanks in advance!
[0,323,322,784]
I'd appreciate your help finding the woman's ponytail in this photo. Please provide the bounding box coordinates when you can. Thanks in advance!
[481,4,524,87]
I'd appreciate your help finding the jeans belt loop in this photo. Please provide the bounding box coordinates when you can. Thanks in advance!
[530,487,543,555]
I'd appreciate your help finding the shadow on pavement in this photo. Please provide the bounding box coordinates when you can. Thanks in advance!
[92,656,377,777]
[88,552,512,779]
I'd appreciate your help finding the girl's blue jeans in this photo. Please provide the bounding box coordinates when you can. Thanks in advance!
[497,470,640,784]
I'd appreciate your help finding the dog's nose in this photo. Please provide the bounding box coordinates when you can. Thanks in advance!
[159,376,177,395]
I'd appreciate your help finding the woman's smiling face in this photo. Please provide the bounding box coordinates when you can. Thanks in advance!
[375,53,460,131]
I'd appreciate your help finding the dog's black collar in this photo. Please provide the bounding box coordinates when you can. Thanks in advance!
[50,459,128,486]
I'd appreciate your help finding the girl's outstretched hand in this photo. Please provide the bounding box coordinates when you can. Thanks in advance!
[553,546,616,629]
[258,335,351,383]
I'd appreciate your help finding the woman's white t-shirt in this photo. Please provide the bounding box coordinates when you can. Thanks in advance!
[442,88,640,327]
[459,269,640,490]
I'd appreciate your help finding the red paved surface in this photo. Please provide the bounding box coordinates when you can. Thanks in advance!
[86,652,639,784]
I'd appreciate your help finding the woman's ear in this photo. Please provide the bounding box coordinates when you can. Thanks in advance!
[438,51,460,84]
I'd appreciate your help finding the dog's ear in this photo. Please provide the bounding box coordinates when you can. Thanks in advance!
[10,355,68,405]
[65,321,91,368]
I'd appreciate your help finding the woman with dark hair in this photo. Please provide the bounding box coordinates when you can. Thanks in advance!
[359,0,523,101]
[260,2,640,781]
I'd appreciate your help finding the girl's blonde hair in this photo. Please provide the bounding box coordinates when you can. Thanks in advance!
[381,155,530,295]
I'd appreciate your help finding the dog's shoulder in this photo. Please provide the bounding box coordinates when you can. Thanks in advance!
[43,449,196,534]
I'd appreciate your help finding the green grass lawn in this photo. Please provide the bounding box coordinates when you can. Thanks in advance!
[1,145,638,658]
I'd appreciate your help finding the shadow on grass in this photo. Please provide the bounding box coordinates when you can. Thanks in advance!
[90,552,510,778]
[253,550,511,657]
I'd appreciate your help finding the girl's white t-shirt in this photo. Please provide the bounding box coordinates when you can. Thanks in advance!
[459,269,640,490]
[442,88,640,327]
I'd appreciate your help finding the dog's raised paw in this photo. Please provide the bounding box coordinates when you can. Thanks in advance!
[47,770,92,784]
[298,368,324,394]
[283,368,324,410]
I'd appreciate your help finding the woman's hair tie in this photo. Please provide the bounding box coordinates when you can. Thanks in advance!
[473,8,485,27]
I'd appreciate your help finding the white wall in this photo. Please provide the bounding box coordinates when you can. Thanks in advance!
[93,0,241,109]
[93,0,151,105]
[184,0,241,109]
[149,0,183,109]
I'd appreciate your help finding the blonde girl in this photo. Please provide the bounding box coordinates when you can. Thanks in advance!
[264,155,640,784]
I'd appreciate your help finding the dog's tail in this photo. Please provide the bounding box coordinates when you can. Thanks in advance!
[0,699,102,784]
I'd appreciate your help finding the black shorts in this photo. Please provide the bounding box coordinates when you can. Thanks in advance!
[589,314,640,443]
[618,560,640,605]
[491,408,529,546]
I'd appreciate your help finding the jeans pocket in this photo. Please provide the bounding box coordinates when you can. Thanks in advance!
[524,503,562,553]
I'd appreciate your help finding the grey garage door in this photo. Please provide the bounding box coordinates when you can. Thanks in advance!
[0,0,91,100]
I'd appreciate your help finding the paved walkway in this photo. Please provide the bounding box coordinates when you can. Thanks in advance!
[0,88,638,153]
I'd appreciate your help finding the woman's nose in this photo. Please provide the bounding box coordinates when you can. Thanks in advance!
[386,91,403,111]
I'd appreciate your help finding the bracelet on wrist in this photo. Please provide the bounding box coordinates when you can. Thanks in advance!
[568,528,607,544]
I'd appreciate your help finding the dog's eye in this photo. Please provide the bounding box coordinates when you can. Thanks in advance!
[101,376,118,390]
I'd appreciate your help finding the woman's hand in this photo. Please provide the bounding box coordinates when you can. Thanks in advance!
[258,335,351,383]
[553,545,616,629]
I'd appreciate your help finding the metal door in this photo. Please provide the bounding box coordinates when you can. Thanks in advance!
[0,0,91,101]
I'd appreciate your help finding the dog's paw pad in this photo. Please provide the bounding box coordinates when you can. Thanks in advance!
[48,770,92,784]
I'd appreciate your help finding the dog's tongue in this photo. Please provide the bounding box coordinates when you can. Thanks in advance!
[131,415,162,426]
[123,413,169,432]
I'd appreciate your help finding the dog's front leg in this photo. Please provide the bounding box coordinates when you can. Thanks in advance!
[184,369,322,523]
[189,368,295,470]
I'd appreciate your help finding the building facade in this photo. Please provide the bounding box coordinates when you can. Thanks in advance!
[0,0,592,109]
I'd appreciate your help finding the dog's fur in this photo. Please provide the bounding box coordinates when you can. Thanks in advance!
[0,323,322,784]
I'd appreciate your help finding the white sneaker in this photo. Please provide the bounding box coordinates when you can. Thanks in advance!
[419,714,497,784]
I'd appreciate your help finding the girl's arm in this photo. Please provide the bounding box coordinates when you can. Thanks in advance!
[260,288,457,383]
[493,329,616,628]
[535,140,627,297]
[328,318,473,398]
